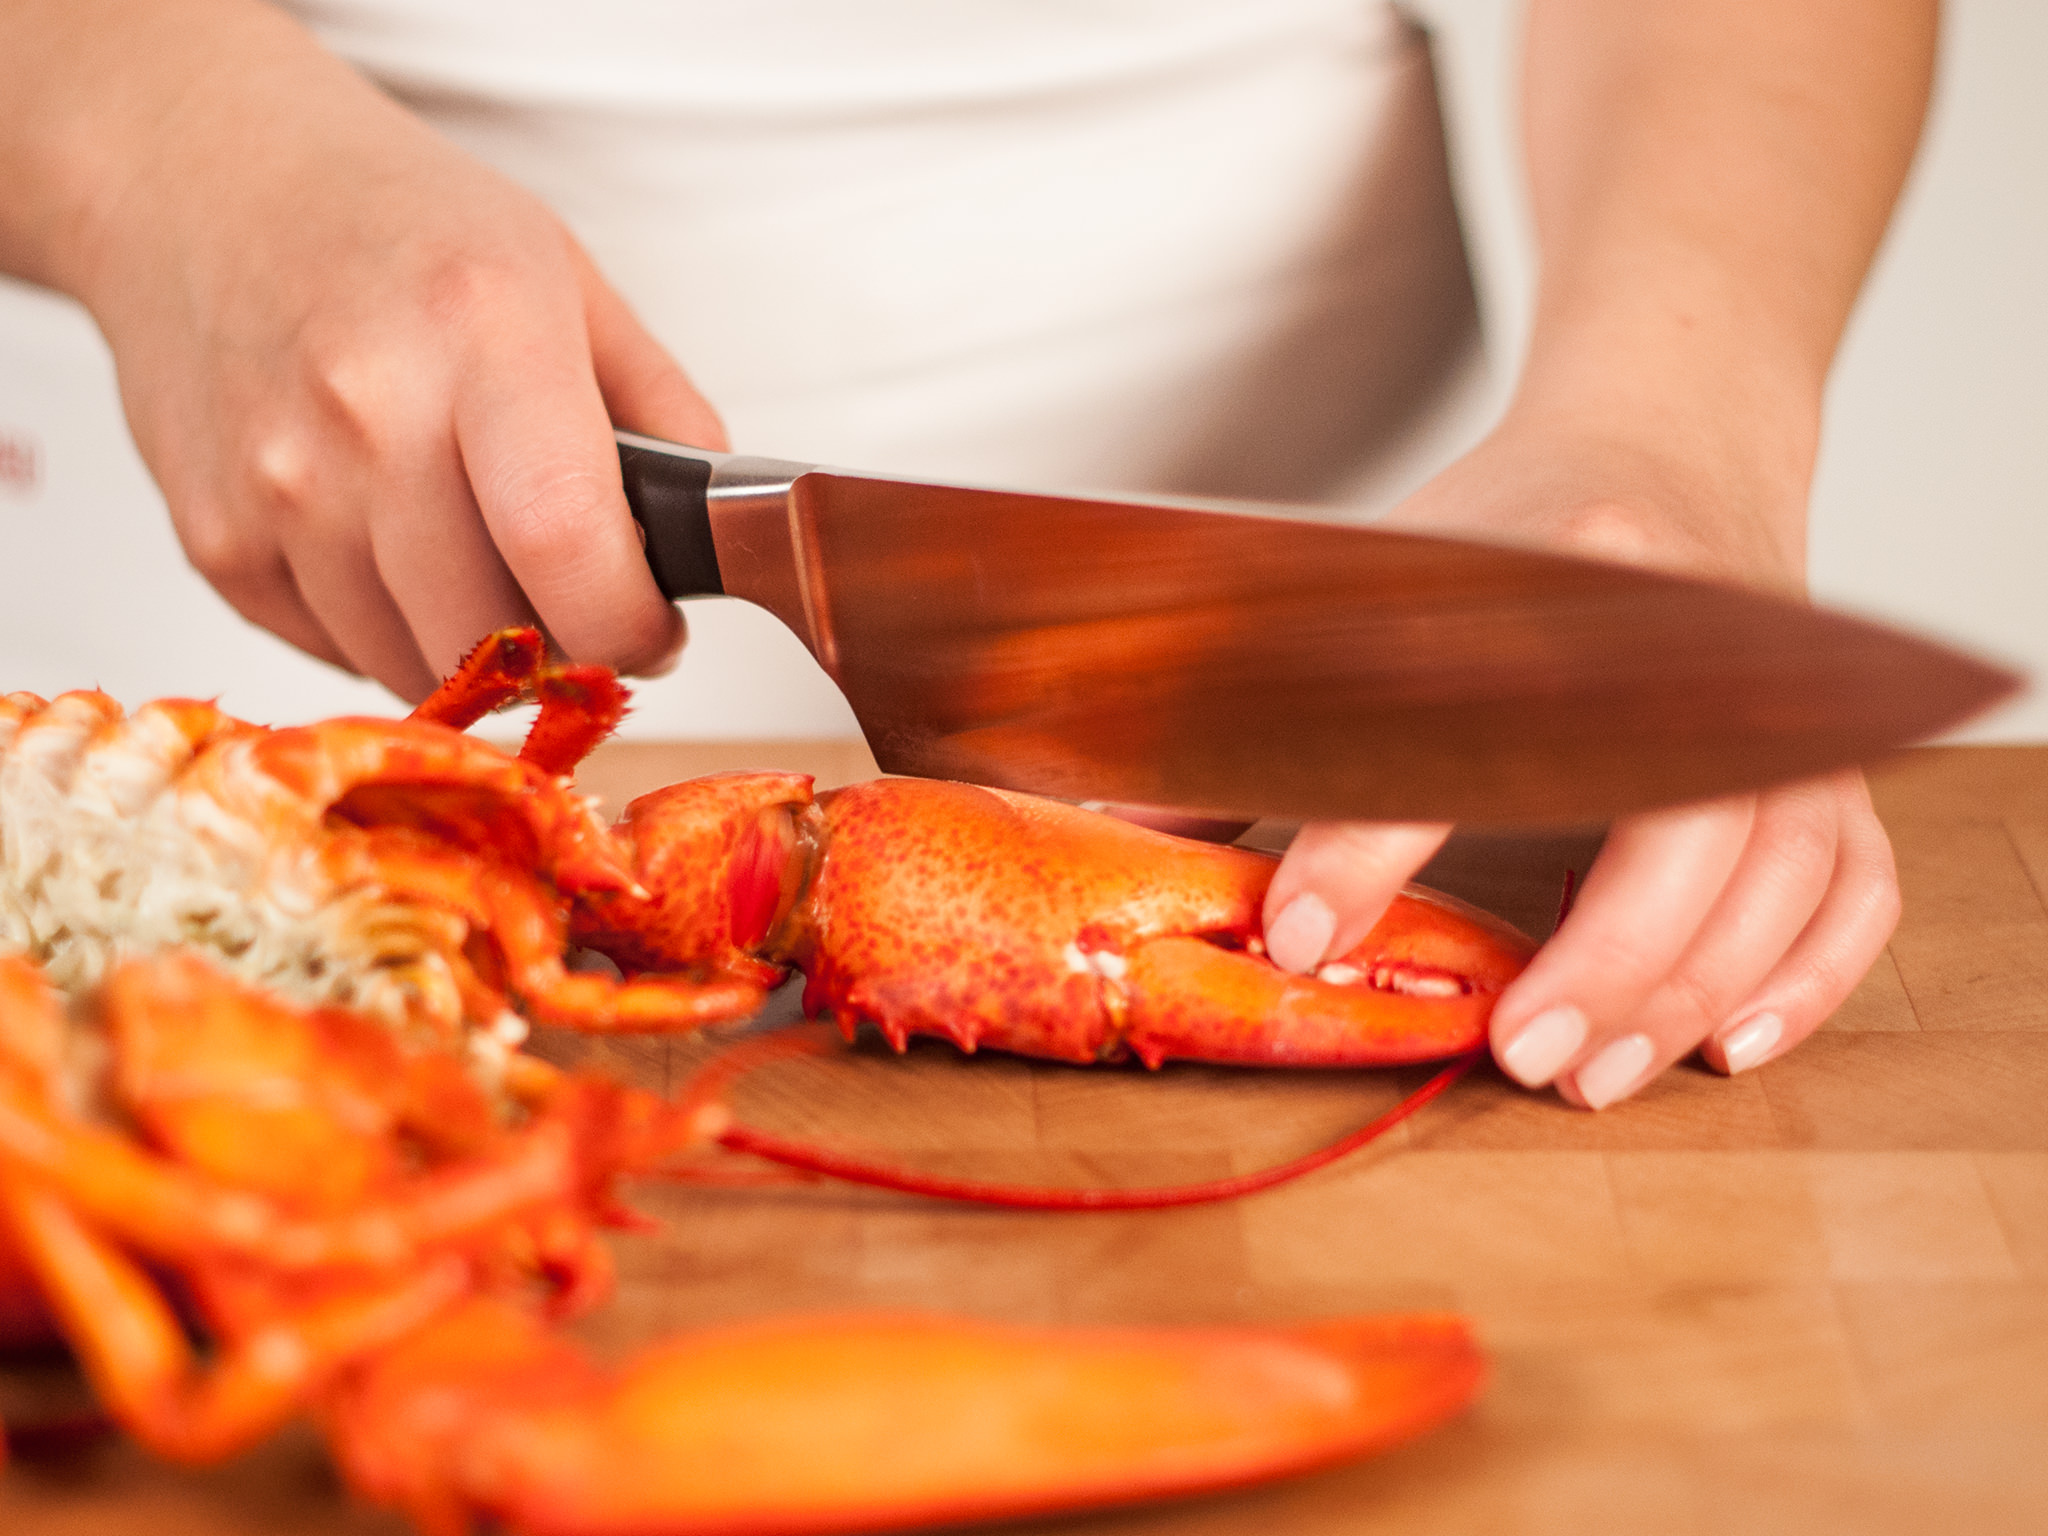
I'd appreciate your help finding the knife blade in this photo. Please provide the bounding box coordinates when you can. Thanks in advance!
[616,431,2021,825]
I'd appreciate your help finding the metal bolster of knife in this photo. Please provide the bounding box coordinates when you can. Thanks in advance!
[615,430,828,661]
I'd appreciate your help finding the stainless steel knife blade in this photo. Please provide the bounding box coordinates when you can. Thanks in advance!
[617,432,2022,825]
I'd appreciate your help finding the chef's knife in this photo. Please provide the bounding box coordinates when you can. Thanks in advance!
[616,431,2021,825]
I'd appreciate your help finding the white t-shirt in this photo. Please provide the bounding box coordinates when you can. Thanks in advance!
[282,0,1483,503]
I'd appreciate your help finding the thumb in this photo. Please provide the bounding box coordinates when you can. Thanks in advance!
[1263,821,1453,974]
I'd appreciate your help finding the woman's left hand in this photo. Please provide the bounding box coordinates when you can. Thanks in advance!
[1260,417,1901,1108]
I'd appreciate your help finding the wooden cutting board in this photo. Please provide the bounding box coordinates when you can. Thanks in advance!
[3,745,2044,1535]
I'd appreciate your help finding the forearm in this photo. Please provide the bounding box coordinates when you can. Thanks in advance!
[1513,0,1937,544]
[0,0,396,302]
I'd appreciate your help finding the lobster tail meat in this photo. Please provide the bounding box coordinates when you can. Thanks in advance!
[325,1299,1483,1536]
[0,670,769,1045]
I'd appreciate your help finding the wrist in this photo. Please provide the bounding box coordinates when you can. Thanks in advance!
[1526,278,1821,478]
[1500,278,1828,585]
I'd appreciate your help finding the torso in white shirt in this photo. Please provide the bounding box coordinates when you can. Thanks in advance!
[281,0,1482,503]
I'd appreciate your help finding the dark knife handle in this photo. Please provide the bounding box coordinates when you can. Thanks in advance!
[617,434,724,599]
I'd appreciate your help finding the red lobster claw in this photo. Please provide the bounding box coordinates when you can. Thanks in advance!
[581,775,1535,1069]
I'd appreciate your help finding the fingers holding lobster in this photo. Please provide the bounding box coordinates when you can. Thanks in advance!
[1490,772,1897,1109]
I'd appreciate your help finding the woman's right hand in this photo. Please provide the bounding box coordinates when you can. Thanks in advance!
[1,0,722,699]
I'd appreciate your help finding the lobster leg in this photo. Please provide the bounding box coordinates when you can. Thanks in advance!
[320,832,769,1033]
[0,959,575,1270]
[325,1297,1484,1536]
[410,629,549,731]
[406,626,626,777]
[0,1066,577,1271]
[516,665,630,779]
[0,1169,467,1465]
[0,1216,50,1349]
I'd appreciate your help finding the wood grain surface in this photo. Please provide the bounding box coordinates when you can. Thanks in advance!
[3,745,2043,1535]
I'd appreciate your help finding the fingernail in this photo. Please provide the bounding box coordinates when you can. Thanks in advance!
[1715,1011,1783,1074]
[1497,1004,1588,1087]
[1266,892,1337,974]
[1572,1032,1655,1110]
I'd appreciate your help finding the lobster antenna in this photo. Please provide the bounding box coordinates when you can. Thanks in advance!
[671,1026,1484,1212]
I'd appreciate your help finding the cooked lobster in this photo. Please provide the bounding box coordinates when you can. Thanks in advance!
[0,627,1527,1531]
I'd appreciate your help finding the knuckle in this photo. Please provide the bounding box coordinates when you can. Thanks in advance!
[416,241,555,332]
[1551,500,1754,586]
[295,326,419,454]
[246,424,318,513]
[599,604,684,676]
[1779,951,1862,1028]
[1564,923,1670,998]
[306,355,387,445]
[175,498,269,588]
[1848,810,1901,885]
[1554,501,1665,566]
[1855,867,1904,943]
[1762,807,1839,886]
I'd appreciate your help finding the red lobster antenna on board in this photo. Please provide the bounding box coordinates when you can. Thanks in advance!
[672,1025,1485,1211]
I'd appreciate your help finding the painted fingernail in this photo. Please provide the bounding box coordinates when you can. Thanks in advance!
[1498,1004,1588,1087]
[1573,1032,1655,1110]
[1266,892,1337,974]
[1715,1011,1784,1075]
